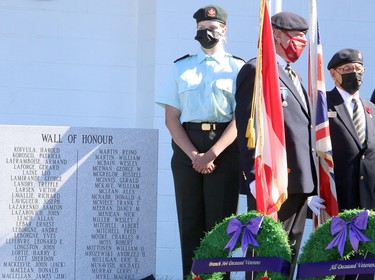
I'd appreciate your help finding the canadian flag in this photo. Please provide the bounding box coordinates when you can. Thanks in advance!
[251,0,288,220]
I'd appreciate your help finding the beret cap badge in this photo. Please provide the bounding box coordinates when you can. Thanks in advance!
[193,5,227,25]
[207,8,216,17]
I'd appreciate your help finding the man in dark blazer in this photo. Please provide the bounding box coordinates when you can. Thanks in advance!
[326,48,375,280]
[235,12,319,277]
[327,48,375,211]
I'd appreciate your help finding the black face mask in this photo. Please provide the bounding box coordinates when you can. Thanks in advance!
[340,72,363,95]
[194,29,221,49]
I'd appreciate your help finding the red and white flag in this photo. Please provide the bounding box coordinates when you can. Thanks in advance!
[249,0,288,220]
[308,0,339,224]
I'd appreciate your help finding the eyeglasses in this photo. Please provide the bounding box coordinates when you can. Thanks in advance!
[335,64,365,74]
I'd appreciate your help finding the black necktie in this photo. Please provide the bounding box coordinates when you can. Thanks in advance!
[352,99,366,145]
[285,64,307,110]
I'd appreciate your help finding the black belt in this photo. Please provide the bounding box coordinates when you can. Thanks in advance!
[183,122,229,131]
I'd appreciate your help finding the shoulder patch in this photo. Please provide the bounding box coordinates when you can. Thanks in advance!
[174,54,191,63]
[232,55,246,63]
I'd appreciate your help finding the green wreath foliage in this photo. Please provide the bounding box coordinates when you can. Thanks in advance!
[188,210,292,280]
[298,209,375,280]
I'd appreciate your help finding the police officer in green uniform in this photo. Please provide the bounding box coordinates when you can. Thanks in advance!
[156,5,244,278]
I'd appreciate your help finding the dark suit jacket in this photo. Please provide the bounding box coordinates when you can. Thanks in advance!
[235,58,317,198]
[327,87,375,211]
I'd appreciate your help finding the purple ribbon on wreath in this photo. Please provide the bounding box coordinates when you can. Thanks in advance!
[325,210,371,257]
[224,216,263,256]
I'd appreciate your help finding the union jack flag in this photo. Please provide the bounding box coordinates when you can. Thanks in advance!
[308,0,339,224]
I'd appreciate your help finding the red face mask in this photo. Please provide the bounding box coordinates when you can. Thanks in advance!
[280,31,307,63]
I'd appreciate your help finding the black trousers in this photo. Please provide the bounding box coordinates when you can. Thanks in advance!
[171,126,240,278]
[278,193,309,278]
[246,191,308,279]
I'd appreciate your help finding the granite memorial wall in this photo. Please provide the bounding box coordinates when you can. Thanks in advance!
[0,125,158,280]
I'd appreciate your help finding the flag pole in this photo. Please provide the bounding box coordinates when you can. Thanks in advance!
[308,0,321,228]
[309,0,318,114]
[308,0,339,228]
[271,0,282,15]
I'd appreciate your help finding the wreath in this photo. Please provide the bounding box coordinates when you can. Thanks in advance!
[187,211,292,280]
[298,209,375,280]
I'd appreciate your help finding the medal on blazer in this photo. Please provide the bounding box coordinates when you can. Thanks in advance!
[209,130,216,140]
[280,87,288,107]
[328,110,337,118]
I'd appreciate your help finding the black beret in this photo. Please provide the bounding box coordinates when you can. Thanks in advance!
[271,11,308,32]
[327,48,363,70]
[193,5,227,25]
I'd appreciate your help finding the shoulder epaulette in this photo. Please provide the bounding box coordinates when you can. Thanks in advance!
[231,55,246,63]
[174,54,191,63]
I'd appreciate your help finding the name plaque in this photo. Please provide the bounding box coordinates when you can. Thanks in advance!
[0,125,158,280]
